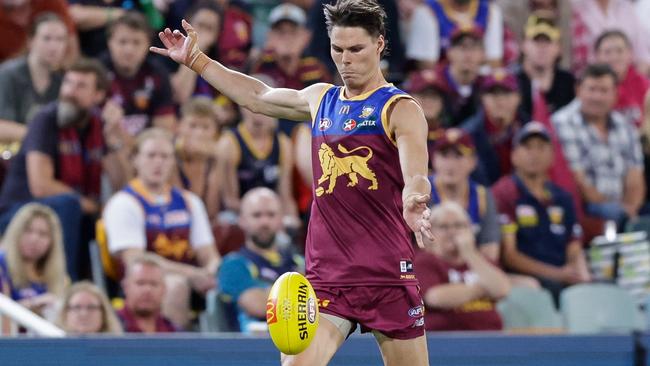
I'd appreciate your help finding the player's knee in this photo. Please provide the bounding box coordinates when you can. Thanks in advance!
[281,354,316,366]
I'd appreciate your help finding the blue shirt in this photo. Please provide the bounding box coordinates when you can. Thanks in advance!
[0,250,47,301]
[218,246,303,332]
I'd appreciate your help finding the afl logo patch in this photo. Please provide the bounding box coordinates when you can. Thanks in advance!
[343,119,357,131]
[318,118,332,131]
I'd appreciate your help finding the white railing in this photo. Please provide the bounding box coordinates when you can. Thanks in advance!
[0,293,65,337]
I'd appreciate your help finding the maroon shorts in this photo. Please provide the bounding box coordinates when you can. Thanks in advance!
[314,285,425,340]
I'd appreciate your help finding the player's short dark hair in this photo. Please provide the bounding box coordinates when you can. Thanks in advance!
[578,63,618,85]
[594,29,632,52]
[29,12,66,38]
[107,11,151,39]
[66,58,110,92]
[324,0,387,47]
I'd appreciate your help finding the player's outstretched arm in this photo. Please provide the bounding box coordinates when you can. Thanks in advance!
[150,20,326,121]
[389,98,433,247]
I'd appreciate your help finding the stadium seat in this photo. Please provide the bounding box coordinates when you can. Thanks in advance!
[497,286,563,331]
[560,283,645,333]
[200,290,240,332]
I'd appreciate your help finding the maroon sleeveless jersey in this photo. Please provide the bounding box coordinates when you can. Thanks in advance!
[306,84,417,286]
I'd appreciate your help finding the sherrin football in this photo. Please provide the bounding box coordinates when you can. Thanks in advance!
[266,272,319,355]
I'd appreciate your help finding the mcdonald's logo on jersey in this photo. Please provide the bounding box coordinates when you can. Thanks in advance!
[339,105,350,115]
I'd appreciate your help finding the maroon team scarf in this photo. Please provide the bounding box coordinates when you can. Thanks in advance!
[57,115,104,199]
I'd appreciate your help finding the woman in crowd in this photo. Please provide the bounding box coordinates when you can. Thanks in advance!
[57,281,123,334]
[0,203,68,319]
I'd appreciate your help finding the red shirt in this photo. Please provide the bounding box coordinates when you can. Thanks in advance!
[217,4,253,70]
[615,66,650,128]
[117,307,177,333]
[0,0,76,62]
[414,249,503,331]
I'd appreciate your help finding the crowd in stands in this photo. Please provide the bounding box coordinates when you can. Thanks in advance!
[0,0,650,335]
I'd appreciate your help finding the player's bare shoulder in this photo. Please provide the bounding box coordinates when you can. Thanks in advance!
[386,96,426,135]
[299,82,335,120]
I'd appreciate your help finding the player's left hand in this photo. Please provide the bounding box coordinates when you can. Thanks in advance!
[403,194,434,248]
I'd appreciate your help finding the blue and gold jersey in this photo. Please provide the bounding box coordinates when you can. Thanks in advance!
[307,84,419,286]
[123,179,195,264]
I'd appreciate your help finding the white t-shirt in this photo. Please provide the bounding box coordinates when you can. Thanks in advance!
[102,190,214,254]
[406,2,504,63]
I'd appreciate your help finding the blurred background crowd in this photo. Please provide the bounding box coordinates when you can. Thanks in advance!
[1,0,650,336]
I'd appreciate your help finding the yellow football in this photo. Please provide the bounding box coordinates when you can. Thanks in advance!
[266,272,319,355]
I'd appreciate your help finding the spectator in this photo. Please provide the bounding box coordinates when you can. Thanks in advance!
[0,58,127,281]
[102,128,220,329]
[171,1,222,105]
[594,30,650,129]
[218,187,303,333]
[174,97,222,219]
[414,201,510,331]
[252,2,331,136]
[552,64,645,225]
[462,68,526,185]
[217,99,298,224]
[493,122,590,303]
[406,0,504,68]
[571,0,650,75]
[403,69,449,167]
[516,13,575,118]
[433,26,485,125]
[0,12,68,148]
[102,11,176,139]
[57,281,123,334]
[0,0,77,64]
[68,0,127,58]
[0,203,68,319]
[118,253,176,333]
[215,0,253,71]
[429,129,501,261]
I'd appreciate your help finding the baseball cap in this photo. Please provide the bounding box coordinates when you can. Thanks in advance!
[434,128,475,156]
[524,13,560,41]
[403,69,446,95]
[449,24,483,46]
[513,121,552,146]
[481,68,518,93]
[268,3,306,27]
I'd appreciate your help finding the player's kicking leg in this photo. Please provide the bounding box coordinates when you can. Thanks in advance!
[375,332,429,366]
[281,314,348,366]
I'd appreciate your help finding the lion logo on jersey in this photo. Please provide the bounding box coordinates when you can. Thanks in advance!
[315,143,378,196]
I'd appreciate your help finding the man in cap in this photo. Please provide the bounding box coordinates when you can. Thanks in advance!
[429,128,501,261]
[463,68,527,185]
[403,69,449,168]
[516,13,575,117]
[492,122,590,304]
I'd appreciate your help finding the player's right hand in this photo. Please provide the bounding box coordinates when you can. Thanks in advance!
[150,19,199,67]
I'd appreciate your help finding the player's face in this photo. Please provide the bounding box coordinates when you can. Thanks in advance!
[481,90,520,124]
[577,76,617,120]
[178,114,217,141]
[595,36,632,79]
[18,216,52,263]
[512,136,553,175]
[434,149,476,185]
[108,25,150,76]
[65,291,104,334]
[30,20,67,70]
[135,138,175,187]
[330,26,384,89]
[240,195,283,248]
[124,264,166,316]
